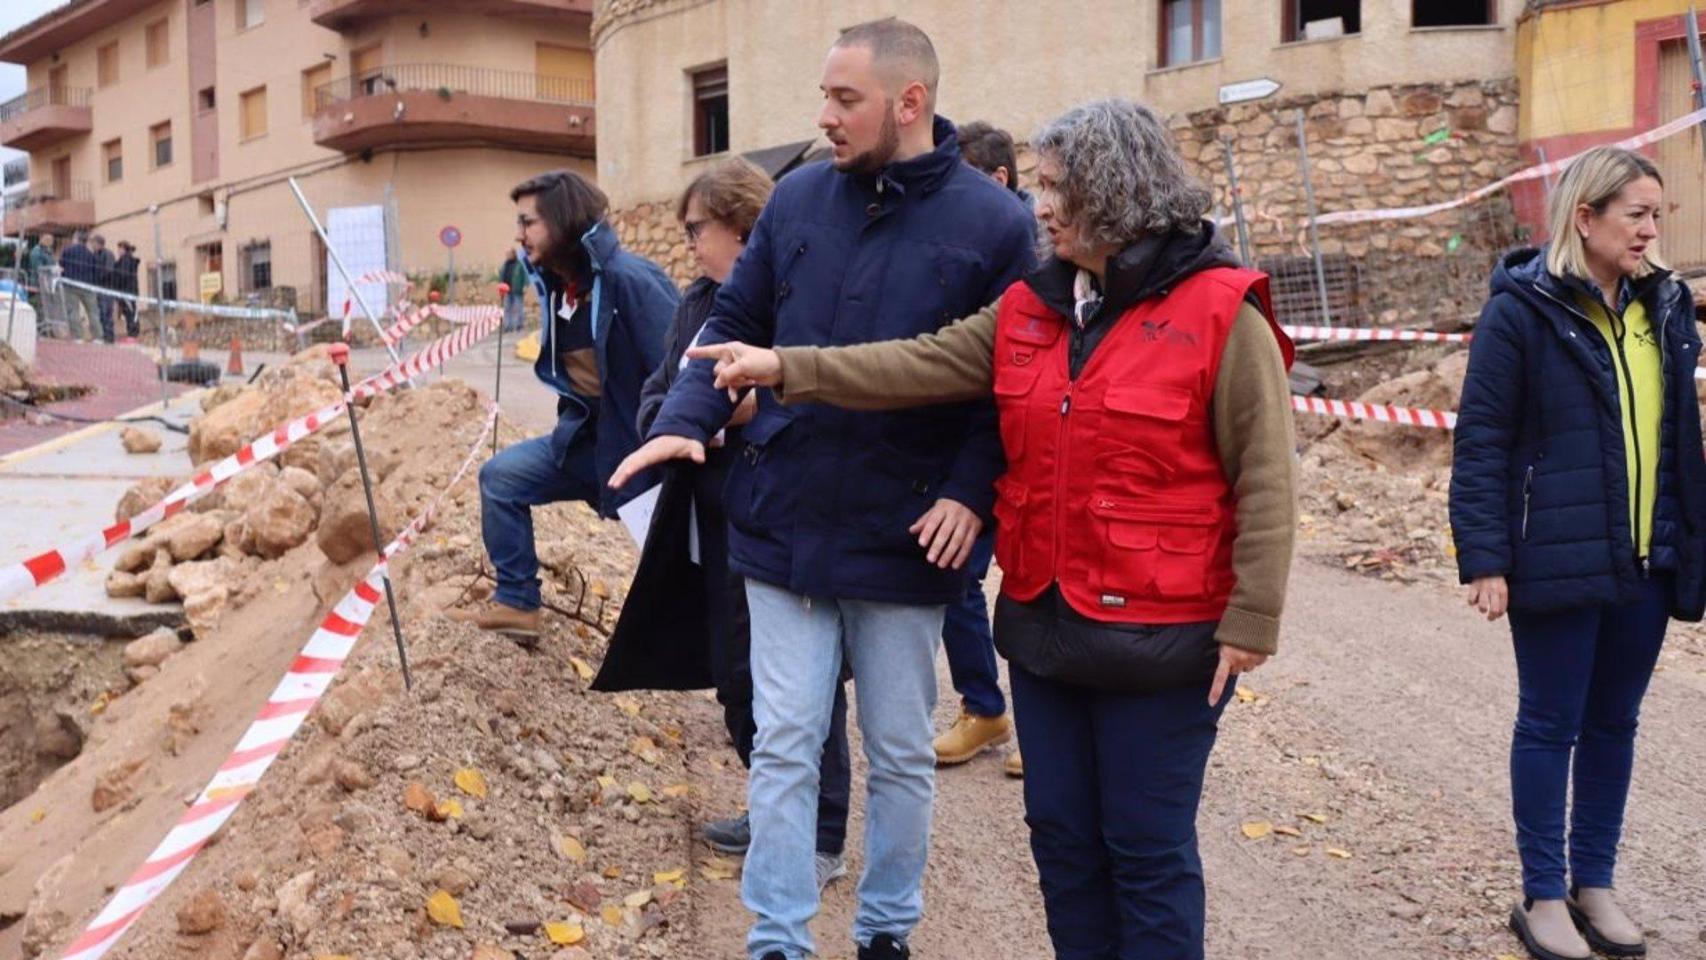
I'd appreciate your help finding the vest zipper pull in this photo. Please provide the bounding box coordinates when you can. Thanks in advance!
[1059,391,1071,416]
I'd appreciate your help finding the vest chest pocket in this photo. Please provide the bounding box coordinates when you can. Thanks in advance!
[1089,496,1219,602]
[1095,384,1194,481]
[993,355,1046,460]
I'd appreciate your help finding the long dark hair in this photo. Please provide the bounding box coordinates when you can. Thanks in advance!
[510,169,609,279]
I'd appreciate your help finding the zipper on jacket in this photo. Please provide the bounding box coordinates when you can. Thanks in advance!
[1521,465,1533,541]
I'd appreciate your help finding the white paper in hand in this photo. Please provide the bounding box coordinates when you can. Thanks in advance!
[615,484,702,566]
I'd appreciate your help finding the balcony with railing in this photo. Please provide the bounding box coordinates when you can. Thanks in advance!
[308,0,592,30]
[3,158,29,189]
[3,181,94,234]
[311,63,596,155]
[0,86,93,150]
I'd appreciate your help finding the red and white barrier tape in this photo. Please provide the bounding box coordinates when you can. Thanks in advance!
[353,269,411,288]
[54,405,497,960]
[1283,324,1471,344]
[1293,394,1457,430]
[1308,106,1706,227]
[0,309,504,603]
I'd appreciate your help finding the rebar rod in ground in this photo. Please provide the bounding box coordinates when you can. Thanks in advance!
[328,342,413,690]
[1295,111,1333,326]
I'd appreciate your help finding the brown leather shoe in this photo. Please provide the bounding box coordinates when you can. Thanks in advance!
[444,601,541,645]
[1003,746,1023,778]
[1568,887,1645,957]
[932,709,1012,765]
[1509,898,1591,960]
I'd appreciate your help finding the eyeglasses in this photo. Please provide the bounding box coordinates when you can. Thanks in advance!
[684,218,710,243]
[516,214,541,230]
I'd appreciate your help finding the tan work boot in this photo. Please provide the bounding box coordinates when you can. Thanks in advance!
[1568,887,1645,957]
[1003,746,1023,778]
[445,601,541,646]
[932,709,1011,765]
[1509,898,1591,960]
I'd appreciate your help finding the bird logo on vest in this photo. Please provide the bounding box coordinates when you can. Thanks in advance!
[1141,317,1198,347]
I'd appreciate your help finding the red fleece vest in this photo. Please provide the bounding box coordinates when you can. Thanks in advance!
[991,267,1286,624]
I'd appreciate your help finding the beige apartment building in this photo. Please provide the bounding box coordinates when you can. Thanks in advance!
[595,0,1526,328]
[0,0,597,315]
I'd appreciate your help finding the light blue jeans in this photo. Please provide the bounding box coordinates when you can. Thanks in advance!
[743,578,944,960]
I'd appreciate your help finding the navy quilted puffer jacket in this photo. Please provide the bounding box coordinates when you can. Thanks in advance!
[1450,247,1706,619]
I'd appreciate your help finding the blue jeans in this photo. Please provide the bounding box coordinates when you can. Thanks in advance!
[942,531,1004,717]
[1507,574,1670,899]
[1013,664,1231,960]
[477,432,600,611]
[743,579,944,960]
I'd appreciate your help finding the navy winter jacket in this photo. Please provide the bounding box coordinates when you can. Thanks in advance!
[648,116,1038,605]
[58,243,96,284]
[529,220,677,518]
[1450,248,1706,619]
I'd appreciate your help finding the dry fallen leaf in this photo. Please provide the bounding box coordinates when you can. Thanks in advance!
[402,782,436,816]
[29,809,45,824]
[425,889,464,928]
[602,865,622,879]
[1272,825,1302,838]
[556,833,587,862]
[453,768,489,799]
[543,921,584,946]
[661,783,692,799]
[1233,686,1258,704]
[1299,812,1329,824]
[700,862,736,881]
[434,798,464,820]
[1240,821,1273,840]
[596,774,618,790]
[613,695,642,718]
[1326,848,1353,859]
[627,781,652,804]
[569,657,596,682]
[1291,845,1311,856]
[653,868,685,886]
[631,736,662,764]
[600,905,625,926]
[623,889,654,909]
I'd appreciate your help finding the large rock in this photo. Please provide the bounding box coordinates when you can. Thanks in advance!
[123,627,183,669]
[119,426,162,454]
[213,464,280,515]
[316,472,403,564]
[246,483,316,558]
[144,549,176,603]
[187,363,343,466]
[166,557,233,602]
[278,465,322,505]
[114,476,176,523]
[164,512,224,561]
[105,570,145,598]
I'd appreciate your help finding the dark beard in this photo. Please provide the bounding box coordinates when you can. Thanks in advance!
[834,104,900,175]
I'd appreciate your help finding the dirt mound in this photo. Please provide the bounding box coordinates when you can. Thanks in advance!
[1318,350,1467,474]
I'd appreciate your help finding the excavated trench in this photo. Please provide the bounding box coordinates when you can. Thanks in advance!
[0,629,136,814]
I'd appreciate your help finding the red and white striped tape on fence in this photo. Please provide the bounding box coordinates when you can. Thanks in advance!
[353,270,411,288]
[1283,325,1471,344]
[0,309,505,603]
[55,406,496,960]
[1293,394,1457,430]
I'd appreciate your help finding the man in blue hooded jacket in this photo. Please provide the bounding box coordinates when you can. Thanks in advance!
[450,170,677,643]
[611,19,1035,960]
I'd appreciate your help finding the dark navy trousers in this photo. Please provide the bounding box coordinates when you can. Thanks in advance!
[942,531,1005,717]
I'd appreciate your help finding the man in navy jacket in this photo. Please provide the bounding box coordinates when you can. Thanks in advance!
[612,19,1035,960]
[450,170,676,643]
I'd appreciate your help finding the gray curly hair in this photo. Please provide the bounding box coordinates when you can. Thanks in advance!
[1033,98,1211,256]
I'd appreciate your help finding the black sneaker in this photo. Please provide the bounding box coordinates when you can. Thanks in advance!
[858,934,910,959]
[703,810,751,853]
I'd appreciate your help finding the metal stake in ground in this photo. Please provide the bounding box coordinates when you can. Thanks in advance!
[327,342,414,690]
[492,282,509,455]
[1221,138,1254,266]
[1294,111,1333,325]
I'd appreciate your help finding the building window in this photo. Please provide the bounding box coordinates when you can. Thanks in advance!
[157,262,178,302]
[240,86,268,141]
[1159,0,1221,67]
[151,121,173,168]
[1284,0,1360,43]
[197,86,216,113]
[691,64,729,157]
[301,62,332,118]
[146,19,169,67]
[242,242,272,292]
[1414,0,1494,27]
[97,41,119,88]
[238,0,264,30]
[102,139,122,183]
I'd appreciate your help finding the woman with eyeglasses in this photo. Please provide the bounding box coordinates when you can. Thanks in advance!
[447,169,678,645]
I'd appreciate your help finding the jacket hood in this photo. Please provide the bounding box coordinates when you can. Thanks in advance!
[1492,245,1682,323]
[1027,219,1241,320]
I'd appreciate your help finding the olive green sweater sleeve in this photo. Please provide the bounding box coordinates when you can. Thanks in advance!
[774,298,1000,410]
[1211,304,1298,656]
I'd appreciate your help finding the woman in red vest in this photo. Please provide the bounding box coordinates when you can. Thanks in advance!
[687,98,1297,959]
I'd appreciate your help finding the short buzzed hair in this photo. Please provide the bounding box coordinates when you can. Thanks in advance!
[834,17,939,109]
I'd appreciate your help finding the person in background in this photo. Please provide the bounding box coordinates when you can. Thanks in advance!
[500,249,530,333]
[928,119,1037,777]
[90,234,116,343]
[611,19,1036,960]
[25,234,55,317]
[57,230,99,343]
[1451,146,1701,960]
[446,170,678,644]
[114,240,141,341]
[635,157,853,893]
[685,97,1297,960]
